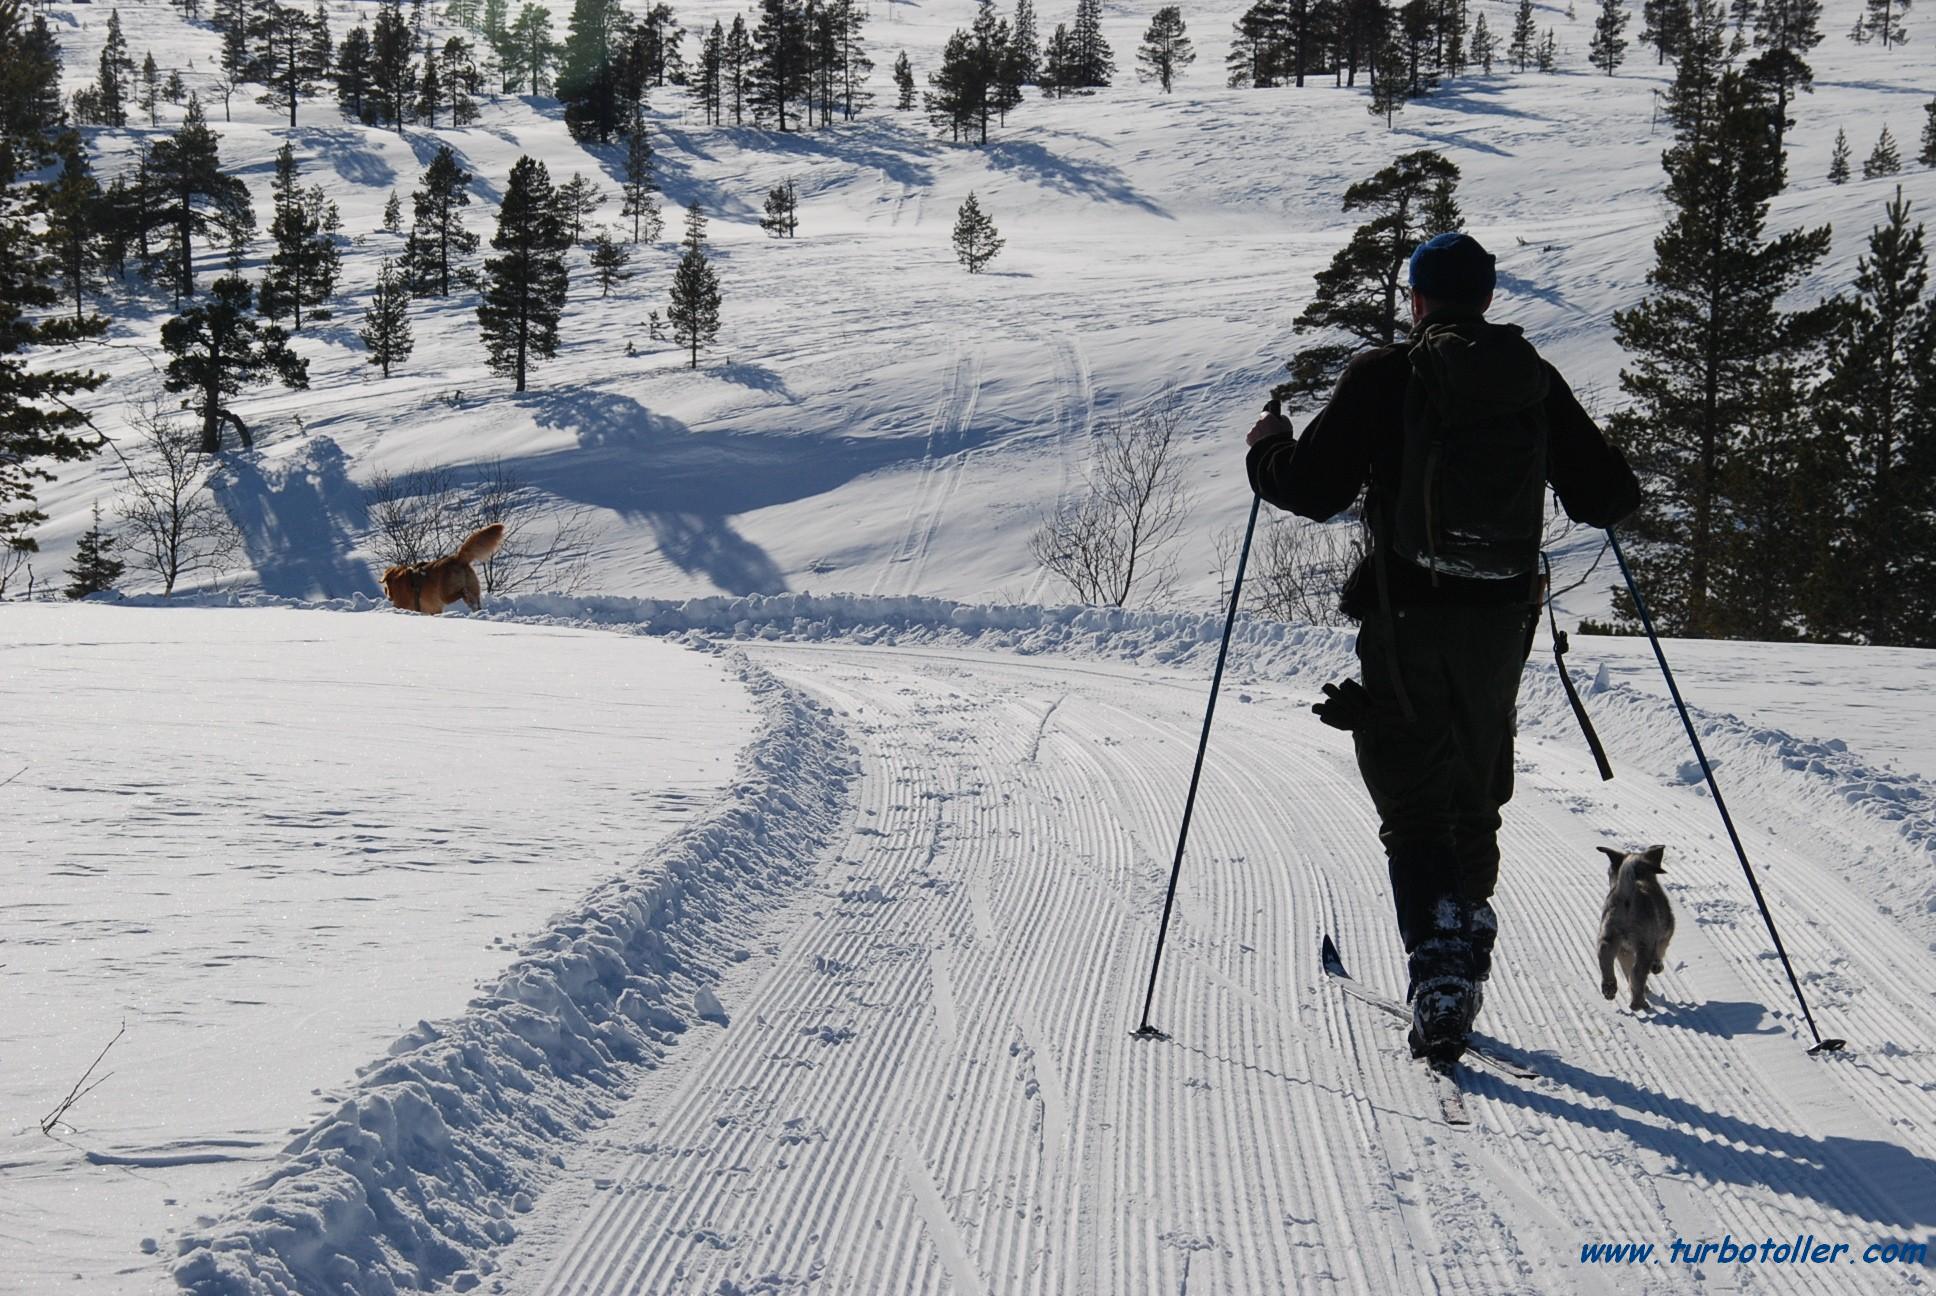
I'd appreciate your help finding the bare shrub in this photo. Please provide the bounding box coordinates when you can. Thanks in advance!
[1246,511,1367,628]
[363,464,466,568]
[364,459,597,595]
[472,458,597,596]
[116,397,244,596]
[1030,399,1193,607]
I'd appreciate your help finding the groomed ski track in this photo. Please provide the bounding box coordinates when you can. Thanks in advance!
[493,632,1936,1296]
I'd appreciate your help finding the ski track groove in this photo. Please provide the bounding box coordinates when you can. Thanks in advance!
[504,641,1936,1296]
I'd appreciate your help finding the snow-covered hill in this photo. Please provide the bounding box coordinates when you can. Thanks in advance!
[19,0,1936,611]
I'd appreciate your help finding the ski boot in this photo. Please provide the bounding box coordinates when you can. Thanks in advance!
[1406,897,1494,1064]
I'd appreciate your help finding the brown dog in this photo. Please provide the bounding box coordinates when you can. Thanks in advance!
[380,523,505,615]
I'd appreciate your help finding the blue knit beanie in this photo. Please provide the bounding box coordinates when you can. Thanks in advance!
[1408,232,1496,305]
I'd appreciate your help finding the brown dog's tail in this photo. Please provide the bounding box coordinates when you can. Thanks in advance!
[455,522,507,564]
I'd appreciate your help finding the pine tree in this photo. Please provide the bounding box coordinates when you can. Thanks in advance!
[161,274,310,452]
[360,255,413,376]
[666,202,721,368]
[1509,0,1538,67]
[760,178,800,236]
[1589,0,1630,70]
[587,226,634,296]
[894,49,916,107]
[926,30,976,140]
[831,0,872,118]
[260,142,342,331]
[404,144,479,296]
[3,8,66,145]
[477,156,570,392]
[952,191,1004,271]
[65,505,124,599]
[1608,38,1832,637]
[164,68,187,103]
[336,22,375,122]
[1368,12,1409,124]
[1537,24,1559,68]
[256,3,332,126]
[1921,98,1936,164]
[148,96,255,306]
[416,35,442,124]
[1041,22,1075,95]
[1829,126,1851,181]
[555,172,605,243]
[1280,150,1460,403]
[0,137,107,558]
[1422,176,1462,233]
[1861,0,1908,46]
[725,15,754,121]
[140,51,160,125]
[620,110,663,242]
[1865,125,1902,177]
[1815,189,1936,643]
[383,189,404,233]
[1745,0,1821,154]
[557,0,628,141]
[1641,0,1692,59]
[371,0,417,126]
[1070,0,1115,86]
[1471,11,1496,69]
[43,134,105,322]
[96,10,136,127]
[1136,6,1195,91]
[508,3,556,93]
[441,36,479,124]
[753,0,807,129]
[1013,0,1042,81]
[695,20,725,121]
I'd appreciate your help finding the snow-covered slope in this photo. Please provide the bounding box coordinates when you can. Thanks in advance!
[0,604,762,1291]
[9,597,1936,1292]
[20,0,1936,611]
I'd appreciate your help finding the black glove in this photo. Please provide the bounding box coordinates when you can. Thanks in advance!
[1312,679,1381,732]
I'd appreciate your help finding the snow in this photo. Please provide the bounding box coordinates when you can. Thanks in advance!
[0,604,759,1290]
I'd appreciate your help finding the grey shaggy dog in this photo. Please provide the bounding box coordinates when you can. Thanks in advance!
[1597,845,1675,1011]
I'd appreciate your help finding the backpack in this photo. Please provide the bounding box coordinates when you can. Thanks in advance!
[1385,319,1552,583]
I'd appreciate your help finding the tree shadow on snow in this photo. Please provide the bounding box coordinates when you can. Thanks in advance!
[298,126,398,189]
[716,361,797,402]
[214,436,375,599]
[1469,1047,1936,1229]
[981,140,1170,218]
[500,389,939,594]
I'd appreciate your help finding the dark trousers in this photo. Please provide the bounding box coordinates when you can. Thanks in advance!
[1352,604,1534,952]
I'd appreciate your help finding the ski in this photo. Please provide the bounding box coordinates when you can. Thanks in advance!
[1426,1058,1470,1125]
[1321,934,1538,1081]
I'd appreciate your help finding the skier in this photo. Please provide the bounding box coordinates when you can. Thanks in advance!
[1246,231,1641,1063]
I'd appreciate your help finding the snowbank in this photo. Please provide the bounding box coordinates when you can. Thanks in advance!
[170,657,856,1294]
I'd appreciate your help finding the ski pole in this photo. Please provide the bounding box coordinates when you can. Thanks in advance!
[1135,485,1264,1041]
[1606,529,1846,1055]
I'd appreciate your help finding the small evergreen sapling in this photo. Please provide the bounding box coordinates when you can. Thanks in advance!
[1829,127,1851,182]
[1922,99,1936,165]
[360,256,414,376]
[384,189,403,232]
[952,191,1003,272]
[895,49,915,108]
[65,505,124,599]
[1471,12,1497,70]
[666,202,722,368]
[760,178,799,237]
[588,226,633,294]
[1866,124,1902,178]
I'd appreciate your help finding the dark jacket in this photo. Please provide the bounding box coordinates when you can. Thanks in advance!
[1246,318,1641,618]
